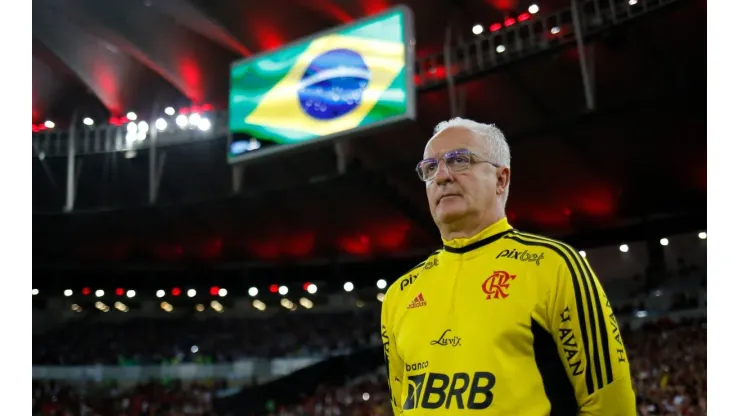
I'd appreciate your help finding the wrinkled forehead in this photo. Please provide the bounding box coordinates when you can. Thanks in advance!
[423,126,486,159]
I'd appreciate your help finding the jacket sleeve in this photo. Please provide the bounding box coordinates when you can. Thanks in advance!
[546,252,636,415]
[381,287,404,415]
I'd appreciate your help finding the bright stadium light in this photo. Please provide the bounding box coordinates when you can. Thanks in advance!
[306,284,317,294]
[278,285,288,295]
[579,250,586,258]
[252,299,266,311]
[218,288,228,297]
[189,113,201,126]
[191,345,199,353]
[551,26,561,35]
[248,287,258,297]
[344,282,354,292]
[362,393,370,401]
[698,232,707,240]
[187,289,197,298]
[628,0,638,5]
[377,279,387,289]
[32,288,39,296]
[198,118,212,131]
[496,45,506,53]
[472,24,483,35]
[64,289,73,297]
[155,118,168,131]
[176,114,188,128]
[528,4,540,14]
[95,289,105,297]
[377,292,385,302]
[156,289,165,298]
[126,111,137,121]
[660,238,669,246]
[44,121,55,129]
[619,244,629,253]
[138,121,149,133]
[83,117,94,126]
[164,107,176,116]
[127,121,138,132]
[126,290,136,298]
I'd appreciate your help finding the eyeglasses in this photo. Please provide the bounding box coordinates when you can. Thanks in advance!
[416,148,499,182]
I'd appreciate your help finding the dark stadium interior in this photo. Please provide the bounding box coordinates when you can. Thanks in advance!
[32,0,707,415]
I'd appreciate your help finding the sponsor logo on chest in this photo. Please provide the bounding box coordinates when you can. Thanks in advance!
[496,248,545,266]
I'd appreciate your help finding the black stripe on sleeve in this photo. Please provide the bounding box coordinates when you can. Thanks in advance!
[514,232,614,389]
[504,234,597,395]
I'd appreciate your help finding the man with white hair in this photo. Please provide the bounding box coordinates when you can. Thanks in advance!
[380,118,635,415]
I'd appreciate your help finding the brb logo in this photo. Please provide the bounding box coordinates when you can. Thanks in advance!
[403,372,495,410]
[481,271,516,300]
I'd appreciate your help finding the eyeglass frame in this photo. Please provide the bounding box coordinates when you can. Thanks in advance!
[415,148,501,182]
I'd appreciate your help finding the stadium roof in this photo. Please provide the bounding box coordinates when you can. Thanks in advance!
[32,0,706,269]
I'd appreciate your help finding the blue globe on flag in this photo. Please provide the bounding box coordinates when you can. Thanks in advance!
[297,49,371,120]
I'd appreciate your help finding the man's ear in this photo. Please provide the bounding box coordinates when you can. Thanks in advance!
[497,167,511,195]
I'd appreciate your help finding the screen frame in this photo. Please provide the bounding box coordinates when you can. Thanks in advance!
[227,5,416,166]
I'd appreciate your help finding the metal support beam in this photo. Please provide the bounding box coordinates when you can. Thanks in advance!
[232,165,245,194]
[572,0,596,111]
[64,115,77,212]
[148,115,159,204]
[443,24,459,118]
[334,140,349,175]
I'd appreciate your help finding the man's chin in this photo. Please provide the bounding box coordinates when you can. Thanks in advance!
[434,206,468,224]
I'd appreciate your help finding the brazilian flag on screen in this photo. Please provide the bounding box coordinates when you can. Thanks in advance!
[228,8,411,145]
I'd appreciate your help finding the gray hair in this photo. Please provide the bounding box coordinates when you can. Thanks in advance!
[432,117,512,206]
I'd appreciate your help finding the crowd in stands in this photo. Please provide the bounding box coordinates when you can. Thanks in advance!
[33,380,222,416]
[33,309,381,366]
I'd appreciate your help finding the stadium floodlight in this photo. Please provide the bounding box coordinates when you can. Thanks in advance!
[187,289,196,297]
[218,288,228,297]
[195,304,205,312]
[138,121,149,133]
[377,279,387,289]
[628,0,638,5]
[126,111,137,121]
[299,297,314,309]
[189,113,201,126]
[278,285,288,295]
[252,300,266,311]
[83,117,94,126]
[44,121,55,129]
[619,244,629,253]
[32,288,39,296]
[660,238,669,246]
[344,282,354,292]
[698,232,707,240]
[472,24,483,35]
[306,284,317,294]
[377,292,385,302]
[156,289,165,298]
[126,290,136,298]
[155,118,168,131]
[95,289,105,297]
[198,118,212,131]
[64,289,73,297]
[551,26,561,35]
[248,287,258,297]
[164,107,176,116]
[579,250,586,258]
[127,121,138,133]
[176,114,188,128]
[528,4,540,14]
[496,45,506,53]
[362,393,370,401]
[191,345,199,353]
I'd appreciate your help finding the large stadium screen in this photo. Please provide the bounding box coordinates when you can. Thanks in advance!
[227,7,415,164]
